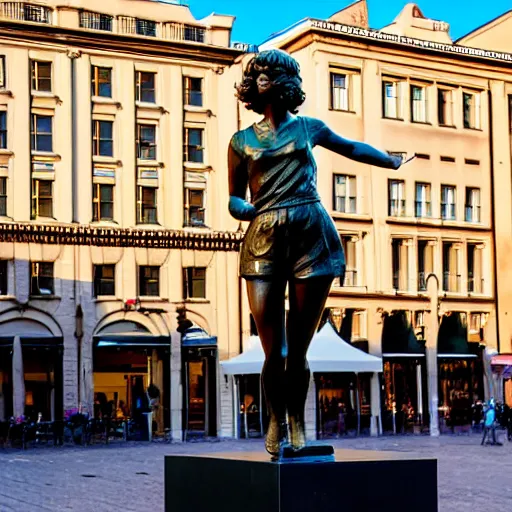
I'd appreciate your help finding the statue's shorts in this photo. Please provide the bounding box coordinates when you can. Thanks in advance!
[240,202,346,280]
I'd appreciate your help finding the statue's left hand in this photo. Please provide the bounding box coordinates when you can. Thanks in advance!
[229,196,257,221]
[389,154,403,170]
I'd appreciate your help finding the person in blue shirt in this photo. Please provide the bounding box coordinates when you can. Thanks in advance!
[481,398,501,446]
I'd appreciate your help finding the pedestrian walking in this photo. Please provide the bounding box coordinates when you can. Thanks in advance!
[481,398,502,446]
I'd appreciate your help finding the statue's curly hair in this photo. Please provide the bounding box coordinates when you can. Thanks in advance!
[236,50,306,114]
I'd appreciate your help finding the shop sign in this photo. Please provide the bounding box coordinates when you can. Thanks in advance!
[310,20,512,63]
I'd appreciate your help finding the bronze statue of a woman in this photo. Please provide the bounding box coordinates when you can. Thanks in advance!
[228,50,402,458]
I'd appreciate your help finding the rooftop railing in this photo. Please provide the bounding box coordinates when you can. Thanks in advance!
[0,2,52,24]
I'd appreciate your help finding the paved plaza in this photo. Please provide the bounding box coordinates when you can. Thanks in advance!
[0,434,511,511]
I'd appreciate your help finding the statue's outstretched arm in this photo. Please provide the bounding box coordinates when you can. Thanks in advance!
[228,141,256,221]
[310,118,402,170]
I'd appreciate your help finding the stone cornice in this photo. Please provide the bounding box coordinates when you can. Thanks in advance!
[0,20,242,66]
[0,222,243,251]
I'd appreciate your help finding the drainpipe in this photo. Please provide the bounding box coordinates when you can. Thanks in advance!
[487,87,500,355]
[68,49,81,223]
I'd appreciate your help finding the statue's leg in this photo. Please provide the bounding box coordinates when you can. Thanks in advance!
[246,277,287,455]
[286,276,333,450]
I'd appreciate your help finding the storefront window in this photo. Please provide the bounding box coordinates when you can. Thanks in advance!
[438,358,483,433]
[316,372,371,438]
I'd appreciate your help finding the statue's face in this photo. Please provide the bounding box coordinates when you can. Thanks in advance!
[256,73,272,96]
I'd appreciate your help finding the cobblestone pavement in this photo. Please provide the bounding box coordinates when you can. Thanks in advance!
[1,434,511,511]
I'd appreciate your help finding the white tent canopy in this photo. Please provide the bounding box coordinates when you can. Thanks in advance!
[221,323,382,375]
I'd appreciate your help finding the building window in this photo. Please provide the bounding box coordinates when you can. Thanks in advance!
[463,91,481,129]
[139,266,160,297]
[465,187,481,223]
[382,79,404,119]
[93,264,115,297]
[0,177,6,216]
[135,71,156,103]
[0,260,7,295]
[417,240,434,291]
[31,115,52,152]
[137,124,156,160]
[330,72,349,111]
[438,88,453,126]
[137,186,157,224]
[91,66,112,97]
[80,11,113,31]
[388,179,406,217]
[467,243,483,294]
[183,267,206,299]
[31,179,52,218]
[184,187,205,226]
[31,61,52,92]
[184,77,203,107]
[0,111,6,149]
[136,18,157,37]
[442,242,461,292]
[184,25,205,42]
[92,183,114,221]
[333,174,356,213]
[30,262,54,296]
[341,235,357,286]
[410,84,428,123]
[92,120,113,157]
[415,182,431,218]
[441,185,456,220]
[392,239,409,291]
[352,310,366,340]
[184,128,204,163]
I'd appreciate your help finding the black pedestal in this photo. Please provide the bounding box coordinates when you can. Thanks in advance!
[165,448,438,512]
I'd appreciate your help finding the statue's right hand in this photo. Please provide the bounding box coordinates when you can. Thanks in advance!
[229,196,257,221]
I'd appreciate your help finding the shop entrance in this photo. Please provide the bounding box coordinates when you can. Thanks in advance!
[182,327,218,439]
[316,372,371,437]
[93,321,170,438]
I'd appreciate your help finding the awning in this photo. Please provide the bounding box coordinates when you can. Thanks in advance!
[182,327,217,347]
[381,311,425,355]
[382,353,425,358]
[95,334,169,348]
[491,354,512,366]
[437,312,472,355]
[221,323,382,375]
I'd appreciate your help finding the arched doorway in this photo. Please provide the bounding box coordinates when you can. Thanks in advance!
[93,320,170,438]
[0,318,63,422]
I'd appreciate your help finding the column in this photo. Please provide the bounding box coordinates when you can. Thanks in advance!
[426,274,440,437]
[170,329,183,442]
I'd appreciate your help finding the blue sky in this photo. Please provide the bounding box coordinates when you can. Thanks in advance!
[185,0,511,45]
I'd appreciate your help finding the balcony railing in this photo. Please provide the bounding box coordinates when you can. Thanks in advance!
[118,16,157,37]
[389,199,406,217]
[0,2,51,23]
[443,272,461,293]
[441,203,456,220]
[468,274,484,294]
[415,201,432,218]
[168,22,208,43]
[333,270,358,288]
[418,271,427,291]
[465,205,481,223]
[80,11,113,32]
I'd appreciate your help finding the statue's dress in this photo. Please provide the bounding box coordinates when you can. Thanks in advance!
[230,115,345,280]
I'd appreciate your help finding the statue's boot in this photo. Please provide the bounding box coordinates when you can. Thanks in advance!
[265,415,288,456]
[288,414,306,451]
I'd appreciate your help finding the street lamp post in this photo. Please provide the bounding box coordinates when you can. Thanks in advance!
[426,274,440,437]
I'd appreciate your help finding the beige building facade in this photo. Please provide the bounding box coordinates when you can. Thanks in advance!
[251,1,512,436]
[0,0,244,440]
